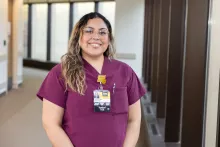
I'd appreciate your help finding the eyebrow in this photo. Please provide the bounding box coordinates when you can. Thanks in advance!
[84,26,108,30]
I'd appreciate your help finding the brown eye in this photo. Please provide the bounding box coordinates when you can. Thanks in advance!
[85,30,93,34]
[83,28,93,34]
[100,31,107,36]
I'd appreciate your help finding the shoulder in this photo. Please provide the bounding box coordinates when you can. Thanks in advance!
[49,63,62,76]
[47,64,64,82]
[111,59,134,73]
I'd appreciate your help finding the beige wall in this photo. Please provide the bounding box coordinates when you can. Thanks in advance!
[8,0,13,77]
[115,0,145,78]
[12,0,24,88]
[205,0,220,146]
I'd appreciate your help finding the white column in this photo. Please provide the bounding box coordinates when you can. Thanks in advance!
[0,0,8,94]
[205,0,220,146]
[12,0,24,88]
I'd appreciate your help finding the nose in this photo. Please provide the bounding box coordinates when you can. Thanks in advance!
[92,32,100,40]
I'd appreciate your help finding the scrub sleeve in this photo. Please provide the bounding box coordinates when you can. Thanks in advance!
[37,69,67,108]
[127,68,147,106]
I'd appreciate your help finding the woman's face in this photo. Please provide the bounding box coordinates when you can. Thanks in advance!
[79,18,110,58]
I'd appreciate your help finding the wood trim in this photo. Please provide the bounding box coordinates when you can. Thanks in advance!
[165,0,185,142]
[142,0,148,83]
[8,0,13,78]
[151,0,162,102]
[156,0,171,118]
[115,53,136,60]
[23,59,57,70]
[147,0,154,90]
[181,0,209,145]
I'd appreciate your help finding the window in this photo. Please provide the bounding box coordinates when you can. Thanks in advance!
[24,1,116,66]
[73,2,95,26]
[98,2,116,33]
[51,3,70,62]
[31,4,48,61]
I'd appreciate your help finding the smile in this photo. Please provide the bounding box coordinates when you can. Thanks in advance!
[89,43,101,48]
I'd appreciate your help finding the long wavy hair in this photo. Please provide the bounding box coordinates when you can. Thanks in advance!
[61,12,116,95]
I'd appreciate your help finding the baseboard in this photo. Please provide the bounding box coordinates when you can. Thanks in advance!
[8,77,12,90]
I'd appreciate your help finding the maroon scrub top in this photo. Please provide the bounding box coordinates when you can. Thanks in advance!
[37,57,146,147]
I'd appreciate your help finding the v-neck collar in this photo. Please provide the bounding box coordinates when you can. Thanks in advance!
[82,56,110,77]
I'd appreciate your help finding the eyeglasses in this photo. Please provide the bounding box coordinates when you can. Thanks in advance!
[82,27,109,38]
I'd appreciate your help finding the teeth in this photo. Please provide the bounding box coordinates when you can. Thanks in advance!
[90,44,100,47]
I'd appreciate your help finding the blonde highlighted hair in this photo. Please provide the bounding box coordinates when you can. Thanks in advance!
[61,12,116,95]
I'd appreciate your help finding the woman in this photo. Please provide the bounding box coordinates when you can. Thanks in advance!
[37,12,146,147]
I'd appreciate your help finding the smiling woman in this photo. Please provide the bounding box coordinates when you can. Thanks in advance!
[80,18,111,61]
[37,12,147,147]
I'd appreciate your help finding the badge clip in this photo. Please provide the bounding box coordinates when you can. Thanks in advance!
[99,82,103,90]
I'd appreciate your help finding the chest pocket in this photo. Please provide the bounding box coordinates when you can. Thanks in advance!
[112,87,129,114]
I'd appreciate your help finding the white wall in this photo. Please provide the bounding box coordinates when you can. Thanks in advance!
[205,0,220,146]
[0,0,8,94]
[0,0,23,91]
[0,0,8,55]
[115,0,145,78]
[0,0,8,53]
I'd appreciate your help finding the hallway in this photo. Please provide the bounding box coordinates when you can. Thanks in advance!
[0,68,51,147]
[0,67,147,147]
[0,0,219,146]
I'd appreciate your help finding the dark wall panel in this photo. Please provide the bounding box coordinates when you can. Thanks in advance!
[142,0,149,84]
[151,0,162,102]
[47,4,52,61]
[69,2,74,37]
[146,0,154,90]
[181,0,209,146]
[27,4,32,58]
[164,0,185,142]
[156,0,171,119]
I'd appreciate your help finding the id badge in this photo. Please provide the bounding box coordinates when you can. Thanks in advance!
[93,89,111,112]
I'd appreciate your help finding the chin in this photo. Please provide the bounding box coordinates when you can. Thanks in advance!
[82,48,106,58]
[88,50,105,57]
[88,53,104,58]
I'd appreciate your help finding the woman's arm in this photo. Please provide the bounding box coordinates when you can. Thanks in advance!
[123,100,142,147]
[42,99,74,147]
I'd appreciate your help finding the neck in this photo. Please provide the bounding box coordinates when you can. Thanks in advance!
[82,54,104,63]
[82,54,105,74]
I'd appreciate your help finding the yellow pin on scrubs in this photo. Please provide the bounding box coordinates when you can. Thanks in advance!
[97,75,106,85]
